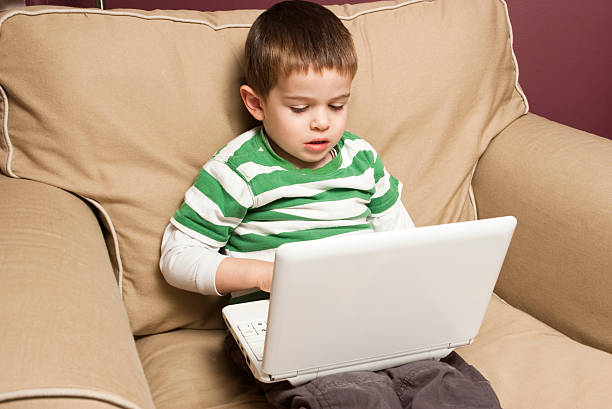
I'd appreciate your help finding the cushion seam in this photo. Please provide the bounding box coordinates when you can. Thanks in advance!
[499,0,530,115]
[80,196,125,300]
[0,387,146,409]
[0,1,434,31]
[0,85,17,178]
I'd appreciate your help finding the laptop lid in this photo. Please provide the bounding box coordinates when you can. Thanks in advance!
[260,216,516,379]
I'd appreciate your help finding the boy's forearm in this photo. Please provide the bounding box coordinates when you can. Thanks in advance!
[215,257,274,294]
[160,224,273,296]
[160,225,226,295]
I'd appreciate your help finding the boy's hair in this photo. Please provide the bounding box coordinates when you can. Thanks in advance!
[244,0,358,98]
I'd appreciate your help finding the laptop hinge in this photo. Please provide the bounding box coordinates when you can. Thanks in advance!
[269,370,298,381]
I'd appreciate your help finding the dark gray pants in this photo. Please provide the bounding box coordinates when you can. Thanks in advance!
[225,334,501,409]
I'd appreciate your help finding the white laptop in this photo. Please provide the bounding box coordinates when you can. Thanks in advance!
[222,216,516,385]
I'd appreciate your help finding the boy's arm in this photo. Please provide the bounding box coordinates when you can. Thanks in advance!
[366,147,414,231]
[369,199,415,232]
[161,157,273,295]
[160,224,273,295]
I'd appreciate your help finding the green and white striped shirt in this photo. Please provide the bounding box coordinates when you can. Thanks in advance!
[161,126,413,297]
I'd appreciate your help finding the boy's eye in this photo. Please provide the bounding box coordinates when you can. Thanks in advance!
[329,104,344,111]
[290,106,308,113]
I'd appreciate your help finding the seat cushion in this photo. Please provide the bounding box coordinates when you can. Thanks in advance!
[0,0,527,334]
[136,329,270,409]
[458,295,612,409]
[137,296,612,409]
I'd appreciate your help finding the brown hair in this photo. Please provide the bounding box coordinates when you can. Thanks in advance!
[244,0,358,98]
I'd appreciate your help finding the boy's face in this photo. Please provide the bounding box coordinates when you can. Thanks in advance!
[241,69,352,169]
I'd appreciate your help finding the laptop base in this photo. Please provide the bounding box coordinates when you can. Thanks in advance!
[223,300,468,385]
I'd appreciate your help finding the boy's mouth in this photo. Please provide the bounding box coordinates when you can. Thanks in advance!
[305,138,330,152]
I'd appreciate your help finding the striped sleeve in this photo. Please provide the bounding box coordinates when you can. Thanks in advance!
[368,154,402,216]
[171,158,253,247]
[369,199,415,231]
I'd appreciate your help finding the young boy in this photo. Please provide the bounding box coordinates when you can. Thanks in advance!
[160,0,414,303]
[161,2,500,408]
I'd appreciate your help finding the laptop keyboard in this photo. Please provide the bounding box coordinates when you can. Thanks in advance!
[237,320,267,361]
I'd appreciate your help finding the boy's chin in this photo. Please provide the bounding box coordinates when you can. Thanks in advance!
[293,152,332,170]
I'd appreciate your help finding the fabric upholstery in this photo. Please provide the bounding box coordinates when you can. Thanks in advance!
[1,2,611,409]
[472,113,612,353]
[459,295,612,409]
[136,296,612,409]
[0,0,527,334]
[0,175,154,409]
[137,329,270,409]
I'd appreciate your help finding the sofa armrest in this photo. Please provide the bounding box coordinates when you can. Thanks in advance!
[0,175,154,409]
[472,113,612,353]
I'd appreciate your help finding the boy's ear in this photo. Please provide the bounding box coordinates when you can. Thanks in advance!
[240,85,265,121]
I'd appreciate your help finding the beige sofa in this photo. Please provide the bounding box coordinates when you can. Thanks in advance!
[1,1,611,408]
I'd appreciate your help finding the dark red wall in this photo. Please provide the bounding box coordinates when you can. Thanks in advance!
[25,0,612,139]
[506,0,611,139]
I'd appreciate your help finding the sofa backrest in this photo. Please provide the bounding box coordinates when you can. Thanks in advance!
[0,0,527,335]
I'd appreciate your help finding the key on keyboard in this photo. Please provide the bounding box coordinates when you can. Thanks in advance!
[237,320,267,361]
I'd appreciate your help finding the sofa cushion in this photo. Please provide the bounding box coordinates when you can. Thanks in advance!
[0,1,528,334]
[136,329,270,409]
[137,296,612,409]
[458,295,612,409]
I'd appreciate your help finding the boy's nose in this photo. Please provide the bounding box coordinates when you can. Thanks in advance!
[310,112,330,131]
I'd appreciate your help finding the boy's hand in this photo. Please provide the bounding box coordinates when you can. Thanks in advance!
[255,261,274,293]
[216,258,274,294]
